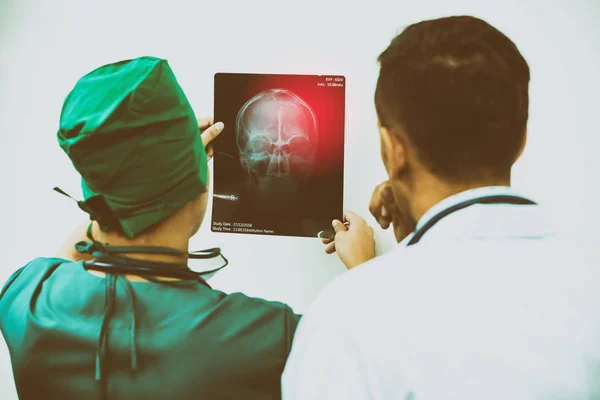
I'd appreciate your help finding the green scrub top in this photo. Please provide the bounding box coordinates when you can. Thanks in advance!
[0,257,301,399]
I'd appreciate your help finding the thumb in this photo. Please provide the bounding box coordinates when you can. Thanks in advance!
[201,122,225,147]
[332,219,348,234]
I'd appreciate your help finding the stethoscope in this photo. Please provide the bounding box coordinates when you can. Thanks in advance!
[319,194,536,243]
[406,194,537,246]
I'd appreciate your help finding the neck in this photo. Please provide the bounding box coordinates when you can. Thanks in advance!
[409,174,511,225]
[92,221,190,264]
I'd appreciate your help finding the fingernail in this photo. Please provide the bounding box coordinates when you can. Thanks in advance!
[214,122,224,131]
[381,206,389,217]
[332,220,341,228]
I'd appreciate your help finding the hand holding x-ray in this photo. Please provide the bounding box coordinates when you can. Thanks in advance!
[320,211,375,269]
[198,117,225,161]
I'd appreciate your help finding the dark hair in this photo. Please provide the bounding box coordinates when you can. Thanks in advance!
[375,15,530,181]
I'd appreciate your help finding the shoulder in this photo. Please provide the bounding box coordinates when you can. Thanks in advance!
[212,290,302,343]
[281,250,417,399]
[302,236,596,336]
[0,258,74,328]
[294,244,450,340]
[304,246,417,313]
[226,291,301,326]
[1,257,70,299]
[223,291,300,317]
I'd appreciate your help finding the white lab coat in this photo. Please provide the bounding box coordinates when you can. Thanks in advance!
[282,186,600,400]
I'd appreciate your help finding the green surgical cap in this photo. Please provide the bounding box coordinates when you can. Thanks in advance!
[57,56,208,238]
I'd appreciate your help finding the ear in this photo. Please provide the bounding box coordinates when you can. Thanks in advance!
[379,125,407,179]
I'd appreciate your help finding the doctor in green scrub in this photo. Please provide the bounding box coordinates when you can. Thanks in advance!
[1,56,368,400]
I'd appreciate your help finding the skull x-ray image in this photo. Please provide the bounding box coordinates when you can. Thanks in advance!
[236,89,318,208]
[212,73,345,238]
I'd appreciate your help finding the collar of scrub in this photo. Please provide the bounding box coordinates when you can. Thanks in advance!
[414,185,531,233]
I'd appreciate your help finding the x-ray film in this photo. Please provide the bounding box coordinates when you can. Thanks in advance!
[212,73,345,238]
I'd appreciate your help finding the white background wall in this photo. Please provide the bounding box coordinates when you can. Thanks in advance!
[1,0,598,398]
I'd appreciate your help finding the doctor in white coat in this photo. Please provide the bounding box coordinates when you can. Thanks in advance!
[282,15,600,400]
